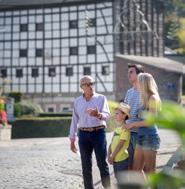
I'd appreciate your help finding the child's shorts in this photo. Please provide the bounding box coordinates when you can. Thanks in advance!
[113,158,129,179]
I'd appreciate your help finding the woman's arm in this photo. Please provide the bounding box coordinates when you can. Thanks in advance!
[125,95,158,130]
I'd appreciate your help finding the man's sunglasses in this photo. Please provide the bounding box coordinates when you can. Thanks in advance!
[83,82,95,87]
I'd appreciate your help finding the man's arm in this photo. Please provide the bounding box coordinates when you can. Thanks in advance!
[69,102,78,153]
[86,95,110,121]
[123,90,129,103]
[99,95,110,121]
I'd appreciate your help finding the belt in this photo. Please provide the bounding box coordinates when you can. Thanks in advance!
[79,125,105,132]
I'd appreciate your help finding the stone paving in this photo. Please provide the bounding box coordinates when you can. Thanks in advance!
[0,129,181,189]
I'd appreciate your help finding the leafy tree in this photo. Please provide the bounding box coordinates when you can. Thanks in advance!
[161,0,185,52]
[145,101,185,188]
[176,18,185,54]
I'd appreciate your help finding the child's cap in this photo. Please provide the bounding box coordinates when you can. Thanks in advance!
[115,103,131,118]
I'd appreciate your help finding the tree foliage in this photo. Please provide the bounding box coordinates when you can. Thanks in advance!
[162,0,185,53]
[145,101,185,188]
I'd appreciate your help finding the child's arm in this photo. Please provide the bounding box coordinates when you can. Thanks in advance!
[108,144,111,156]
[107,144,113,164]
[109,139,125,162]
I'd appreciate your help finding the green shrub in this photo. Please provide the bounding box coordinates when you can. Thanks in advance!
[8,92,22,103]
[14,103,22,117]
[0,102,5,110]
[108,100,119,114]
[12,118,71,138]
[146,101,185,188]
[14,101,43,117]
[146,101,185,143]
[107,100,119,132]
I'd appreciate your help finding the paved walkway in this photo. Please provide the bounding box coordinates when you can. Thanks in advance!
[0,129,181,189]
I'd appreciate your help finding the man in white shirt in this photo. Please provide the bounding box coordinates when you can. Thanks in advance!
[69,75,110,189]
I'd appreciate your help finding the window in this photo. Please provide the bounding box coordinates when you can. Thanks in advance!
[0,69,7,78]
[83,67,91,75]
[88,18,96,27]
[19,49,27,57]
[16,69,23,78]
[20,24,28,32]
[32,68,39,77]
[70,47,78,55]
[102,65,110,75]
[48,67,56,77]
[36,23,44,31]
[69,20,78,29]
[48,107,54,112]
[36,49,43,57]
[62,107,70,112]
[87,45,96,54]
[66,67,73,76]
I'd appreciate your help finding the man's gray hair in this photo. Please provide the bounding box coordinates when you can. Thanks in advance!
[80,75,94,87]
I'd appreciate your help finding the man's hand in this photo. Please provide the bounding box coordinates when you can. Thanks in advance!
[70,141,77,153]
[86,107,102,119]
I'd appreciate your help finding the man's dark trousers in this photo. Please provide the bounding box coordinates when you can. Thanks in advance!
[78,129,110,189]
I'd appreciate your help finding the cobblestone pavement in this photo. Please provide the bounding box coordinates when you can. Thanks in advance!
[0,129,181,189]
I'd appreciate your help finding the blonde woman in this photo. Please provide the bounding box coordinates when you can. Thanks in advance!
[125,73,161,176]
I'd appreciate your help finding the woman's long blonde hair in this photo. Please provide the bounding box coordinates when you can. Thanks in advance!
[138,73,161,109]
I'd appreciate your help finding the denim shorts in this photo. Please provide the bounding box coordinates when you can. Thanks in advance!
[137,134,160,151]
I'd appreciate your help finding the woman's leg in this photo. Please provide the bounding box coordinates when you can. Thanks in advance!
[143,150,157,173]
[132,146,147,181]
[133,145,145,171]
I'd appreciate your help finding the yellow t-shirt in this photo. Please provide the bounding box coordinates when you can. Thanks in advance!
[110,127,130,162]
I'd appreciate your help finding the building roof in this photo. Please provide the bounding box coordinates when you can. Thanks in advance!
[0,0,108,9]
[116,54,185,74]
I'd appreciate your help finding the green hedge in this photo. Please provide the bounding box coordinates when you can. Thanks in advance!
[11,118,71,139]
[38,112,72,117]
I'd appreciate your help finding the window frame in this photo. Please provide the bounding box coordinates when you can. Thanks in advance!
[83,66,91,75]
[66,67,73,76]
[69,20,78,29]
[31,68,39,78]
[48,67,56,77]
[36,22,44,31]
[35,48,43,57]
[87,45,96,54]
[16,68,23,78]
[69,46,78,56]
[20,23,28,32]
[0,69,7,78]
[102,65,110,75]
[19,49,28,57]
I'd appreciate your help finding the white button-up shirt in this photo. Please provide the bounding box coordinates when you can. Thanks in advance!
[69,92,110,141]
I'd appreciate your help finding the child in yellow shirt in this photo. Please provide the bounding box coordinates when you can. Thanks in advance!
[108,102,131,179]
